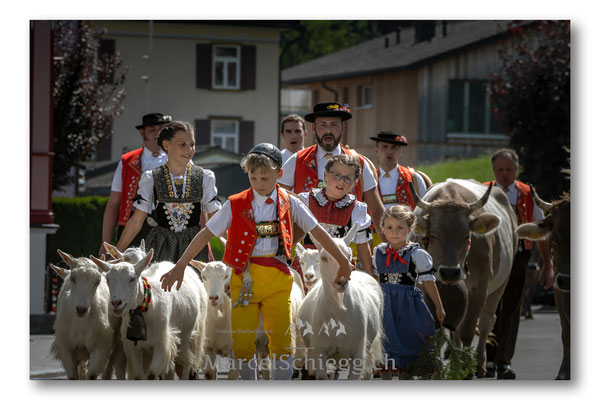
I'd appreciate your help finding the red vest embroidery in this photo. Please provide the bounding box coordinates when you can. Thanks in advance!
[293,144,365,201]
[118,148,144,226]
[486,180,534,250]
[222,186,294,274]
[377,165,416,210]
[308,192,356,227]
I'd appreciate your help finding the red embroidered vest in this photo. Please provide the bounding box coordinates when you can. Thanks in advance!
[308,191,356,227]
[376,165,416,210]
[293,144,365,201]
[222,186,294,274]
[486,180,534,250]
[118,148,144,226]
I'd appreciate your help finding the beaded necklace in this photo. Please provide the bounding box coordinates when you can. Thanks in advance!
[162,163,192,199]
[130,277,152,316]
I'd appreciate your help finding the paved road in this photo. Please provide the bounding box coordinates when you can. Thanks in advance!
[30,305,563,380]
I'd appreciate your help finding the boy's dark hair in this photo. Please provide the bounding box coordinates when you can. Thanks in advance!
[324,154,361,182]
[157,121,194,152]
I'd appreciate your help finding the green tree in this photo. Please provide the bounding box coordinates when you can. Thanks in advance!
[53,21,130,191]
[280,21,379,69]
[489,21,570,199]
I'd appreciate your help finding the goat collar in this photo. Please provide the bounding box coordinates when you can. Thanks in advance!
[130,277,152,316]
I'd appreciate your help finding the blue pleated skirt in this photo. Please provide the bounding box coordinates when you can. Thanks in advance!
[381,283,435,369]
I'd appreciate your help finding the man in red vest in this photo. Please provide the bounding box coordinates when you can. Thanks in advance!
[99,113,171,256]
[279,102,386,240]
[370,131,427,211]
[484,148,553,379]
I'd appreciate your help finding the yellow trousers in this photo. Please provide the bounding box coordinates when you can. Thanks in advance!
[230,262,293,361]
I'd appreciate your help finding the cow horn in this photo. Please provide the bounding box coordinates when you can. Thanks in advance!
[530,184,553,211]
[408,168,431,211]
[468,182,494,213]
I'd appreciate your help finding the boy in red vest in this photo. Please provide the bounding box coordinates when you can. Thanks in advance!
[161,143,354,380]
[99,113,172,256]
[484,148,553,379]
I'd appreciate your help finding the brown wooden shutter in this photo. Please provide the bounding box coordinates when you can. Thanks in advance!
[195,119,211,146]
[356,86,363,106]
[240,45,256,91]
[196,43,212,89]
[313,89,320,104]
[239,120,254,154]
[342,87,349,105]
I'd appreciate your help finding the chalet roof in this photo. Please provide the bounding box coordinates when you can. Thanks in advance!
[281,21,512,85]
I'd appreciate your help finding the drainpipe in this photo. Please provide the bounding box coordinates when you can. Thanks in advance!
[321,81,338,103]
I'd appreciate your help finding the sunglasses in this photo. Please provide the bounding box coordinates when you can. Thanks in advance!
[327,170,356,185]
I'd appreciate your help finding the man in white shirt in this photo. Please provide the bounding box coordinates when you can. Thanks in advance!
[484,148,553,379]
[99,113,171,256]
[371,131,427,211]
[279,114,308,165]
[279,102,386,240]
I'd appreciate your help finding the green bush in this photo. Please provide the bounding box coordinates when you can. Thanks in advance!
[417,154,496,184]
[46,196,110,265]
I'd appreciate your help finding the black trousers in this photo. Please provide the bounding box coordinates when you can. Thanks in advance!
[486,248,531,366]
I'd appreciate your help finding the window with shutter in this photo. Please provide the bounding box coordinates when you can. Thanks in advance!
[211,119,239,153]
[212,45,240,90]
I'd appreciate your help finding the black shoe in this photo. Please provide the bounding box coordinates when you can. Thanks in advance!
[497,365,516,380]
[485,363,496,378]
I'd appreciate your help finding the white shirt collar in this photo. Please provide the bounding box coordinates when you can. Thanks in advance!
[316,144,341,159]
[497,181,516,193]
[253,189,277,205]
[142,147,167,158]
[379,166,399,178]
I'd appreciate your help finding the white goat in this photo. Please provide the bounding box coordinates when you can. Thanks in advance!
[50,250,125,380]
[189,260,239,380]
[295,244,321,292]
[103,240,147,264]
[298,223,385,380]
[91,250,208,380]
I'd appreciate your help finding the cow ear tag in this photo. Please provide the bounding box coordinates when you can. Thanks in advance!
[127,313,147,345]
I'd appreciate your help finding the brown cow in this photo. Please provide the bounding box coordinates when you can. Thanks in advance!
[409,176,517,378]
[516,189,570,380]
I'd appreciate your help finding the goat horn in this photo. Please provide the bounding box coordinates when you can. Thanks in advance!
[408,168,431,211]
[530,184,553,211]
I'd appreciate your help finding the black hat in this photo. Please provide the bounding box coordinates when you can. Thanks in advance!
[135,113,172,130]
[369,131,408,146]
[304,102,352,123]
[248,143,282,168]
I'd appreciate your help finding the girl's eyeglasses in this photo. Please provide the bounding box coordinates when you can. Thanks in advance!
[327,170,356,185]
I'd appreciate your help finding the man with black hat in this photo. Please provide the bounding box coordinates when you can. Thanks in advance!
[99,113,172,256]
[279,102,386,240]
[370,131,428,211]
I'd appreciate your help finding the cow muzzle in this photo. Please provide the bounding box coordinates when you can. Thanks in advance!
[554,273,570,292]
[437,265,467,284]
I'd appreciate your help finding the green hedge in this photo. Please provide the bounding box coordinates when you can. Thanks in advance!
[46,196,110,265]
[46,196,225,265]
[416,154,496,184]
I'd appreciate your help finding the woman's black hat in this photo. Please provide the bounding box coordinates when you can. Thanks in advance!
[304,102,352,123]
[135,113,172,130]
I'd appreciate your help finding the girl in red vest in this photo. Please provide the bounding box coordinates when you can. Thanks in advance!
[297,154,374,276]
[116,121,222,263]
[160,143,354,380]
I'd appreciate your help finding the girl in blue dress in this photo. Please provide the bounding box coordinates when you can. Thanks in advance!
[373,205,445,379]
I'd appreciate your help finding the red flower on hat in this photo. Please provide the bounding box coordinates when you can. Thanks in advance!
[394,135,407,144]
